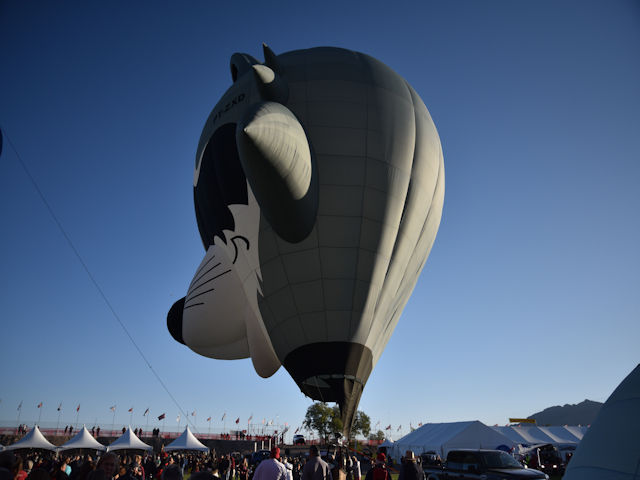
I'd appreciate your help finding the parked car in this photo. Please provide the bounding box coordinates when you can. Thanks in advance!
[250,449,271,465]
[425,449,548,480]
[293,434,306,445]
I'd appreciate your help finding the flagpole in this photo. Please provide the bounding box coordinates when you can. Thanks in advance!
[56,406,62,434]
[146,410,150,431]
[130,409,133,426]
[112,407,116,433]
[162,417,166,435]
[75,407,80,430]
[37,404,43,425]
[16,402,22,431]
[208,418,211,436]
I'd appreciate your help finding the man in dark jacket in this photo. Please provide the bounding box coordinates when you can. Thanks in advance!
[302,446,332,480]
[398,452,423,480]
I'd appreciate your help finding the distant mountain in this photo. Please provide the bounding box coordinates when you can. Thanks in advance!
[528,399,603,425]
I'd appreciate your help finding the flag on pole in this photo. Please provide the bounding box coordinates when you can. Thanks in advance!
[262,419,265,425]
[76,404,81,412]
[176,415,181,422]
[57,403,62,411]
[248,414,253,423]
[158,413,166,420]
[221,413,226,421]
[37,402,43,408]
[418,422,423,427]
[397,425,401,431]
[110,405,116,412]
[206,417,211,422]
[128,407,133,413]
[235,417,240,424]
[385,425,391,430]
[191,410,196,416]
[144,408,149,416]
[17,401,22,411]
[295,427,299,433]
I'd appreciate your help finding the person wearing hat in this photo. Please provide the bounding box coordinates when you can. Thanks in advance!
[302,445,332,480]
[364,454,390,480]
[252,447,287,480]
[398,451,423,480]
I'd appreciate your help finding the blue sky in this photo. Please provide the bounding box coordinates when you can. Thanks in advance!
[1,1,638,439]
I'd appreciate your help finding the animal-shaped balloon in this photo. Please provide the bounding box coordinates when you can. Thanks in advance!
[168,45,444,433]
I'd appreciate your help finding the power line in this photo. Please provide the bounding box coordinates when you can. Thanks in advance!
[1,126,197,431]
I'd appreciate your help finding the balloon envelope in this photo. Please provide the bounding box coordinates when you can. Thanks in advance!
[168,46,444,431]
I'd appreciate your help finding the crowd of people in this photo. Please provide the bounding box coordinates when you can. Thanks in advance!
[0,444,429,480]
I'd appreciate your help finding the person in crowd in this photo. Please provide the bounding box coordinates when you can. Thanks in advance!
[237,458,248,480]
[161,465,182,480]
[364,454,390,480]
[252,448,287,480]
[397,452,422,480]
[302,446,332,480]
[281,458,293,480]
[350,457,360,480]
[97,453,119,480]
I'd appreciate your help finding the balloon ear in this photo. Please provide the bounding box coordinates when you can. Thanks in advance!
[262,43,281,74]
[230,53,259,83]
[167,297,186,345]
[252,65,289,104]
[236,102,318,243]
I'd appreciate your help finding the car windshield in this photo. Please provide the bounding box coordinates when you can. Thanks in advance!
[482,451,522,469]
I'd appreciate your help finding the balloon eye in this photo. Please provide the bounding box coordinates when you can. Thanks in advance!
[194,123,248,247]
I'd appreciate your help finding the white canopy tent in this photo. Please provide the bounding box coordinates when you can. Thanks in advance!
[379,438,394,448]
[3,426,57,451]
[107,426,152,452]
[564,364,640,480]
[163,426,208,452]
[491,425,587,447]
[391,421,515,459]
[59,426,106,451]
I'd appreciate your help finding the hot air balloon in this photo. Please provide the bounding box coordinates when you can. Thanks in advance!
[168,45,444,435]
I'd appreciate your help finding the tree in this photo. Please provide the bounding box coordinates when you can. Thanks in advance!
[303,402,336,442]
[351,410,371,439]
[368,430,385,442]
[303,402,371,442]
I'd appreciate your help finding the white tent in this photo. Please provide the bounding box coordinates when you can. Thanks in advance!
[538,426,583,444]
[492,426,557,445]
[379,438,394,448]
[564,364,640,480]
[491,425,587,447]
[3,426,57,451]
[163,426,208,452]
[59,426,106,451]
[391,421,515,459]
[107,426,152,451]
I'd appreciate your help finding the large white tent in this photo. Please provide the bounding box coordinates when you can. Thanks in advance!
[564,364,640,480]
[391,421,515,459]
[107,426,152,452]
[491,425,587,447]
[3,426,57,451]
[163,426,208,452]
[59,426,106,451]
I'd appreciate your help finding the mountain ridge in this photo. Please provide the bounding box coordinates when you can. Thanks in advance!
[527,399,602,425]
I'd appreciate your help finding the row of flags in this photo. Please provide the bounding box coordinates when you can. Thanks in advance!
[16,402,285,427]
[20,402,81,412]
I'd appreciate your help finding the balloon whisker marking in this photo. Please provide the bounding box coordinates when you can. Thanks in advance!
[189,262,222,289]
[190,253,217,285]
[184,287,216,305]
[187,269,232,296]
[183,302,205,310]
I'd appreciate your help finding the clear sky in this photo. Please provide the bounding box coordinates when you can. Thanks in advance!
[1,1,638,440]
